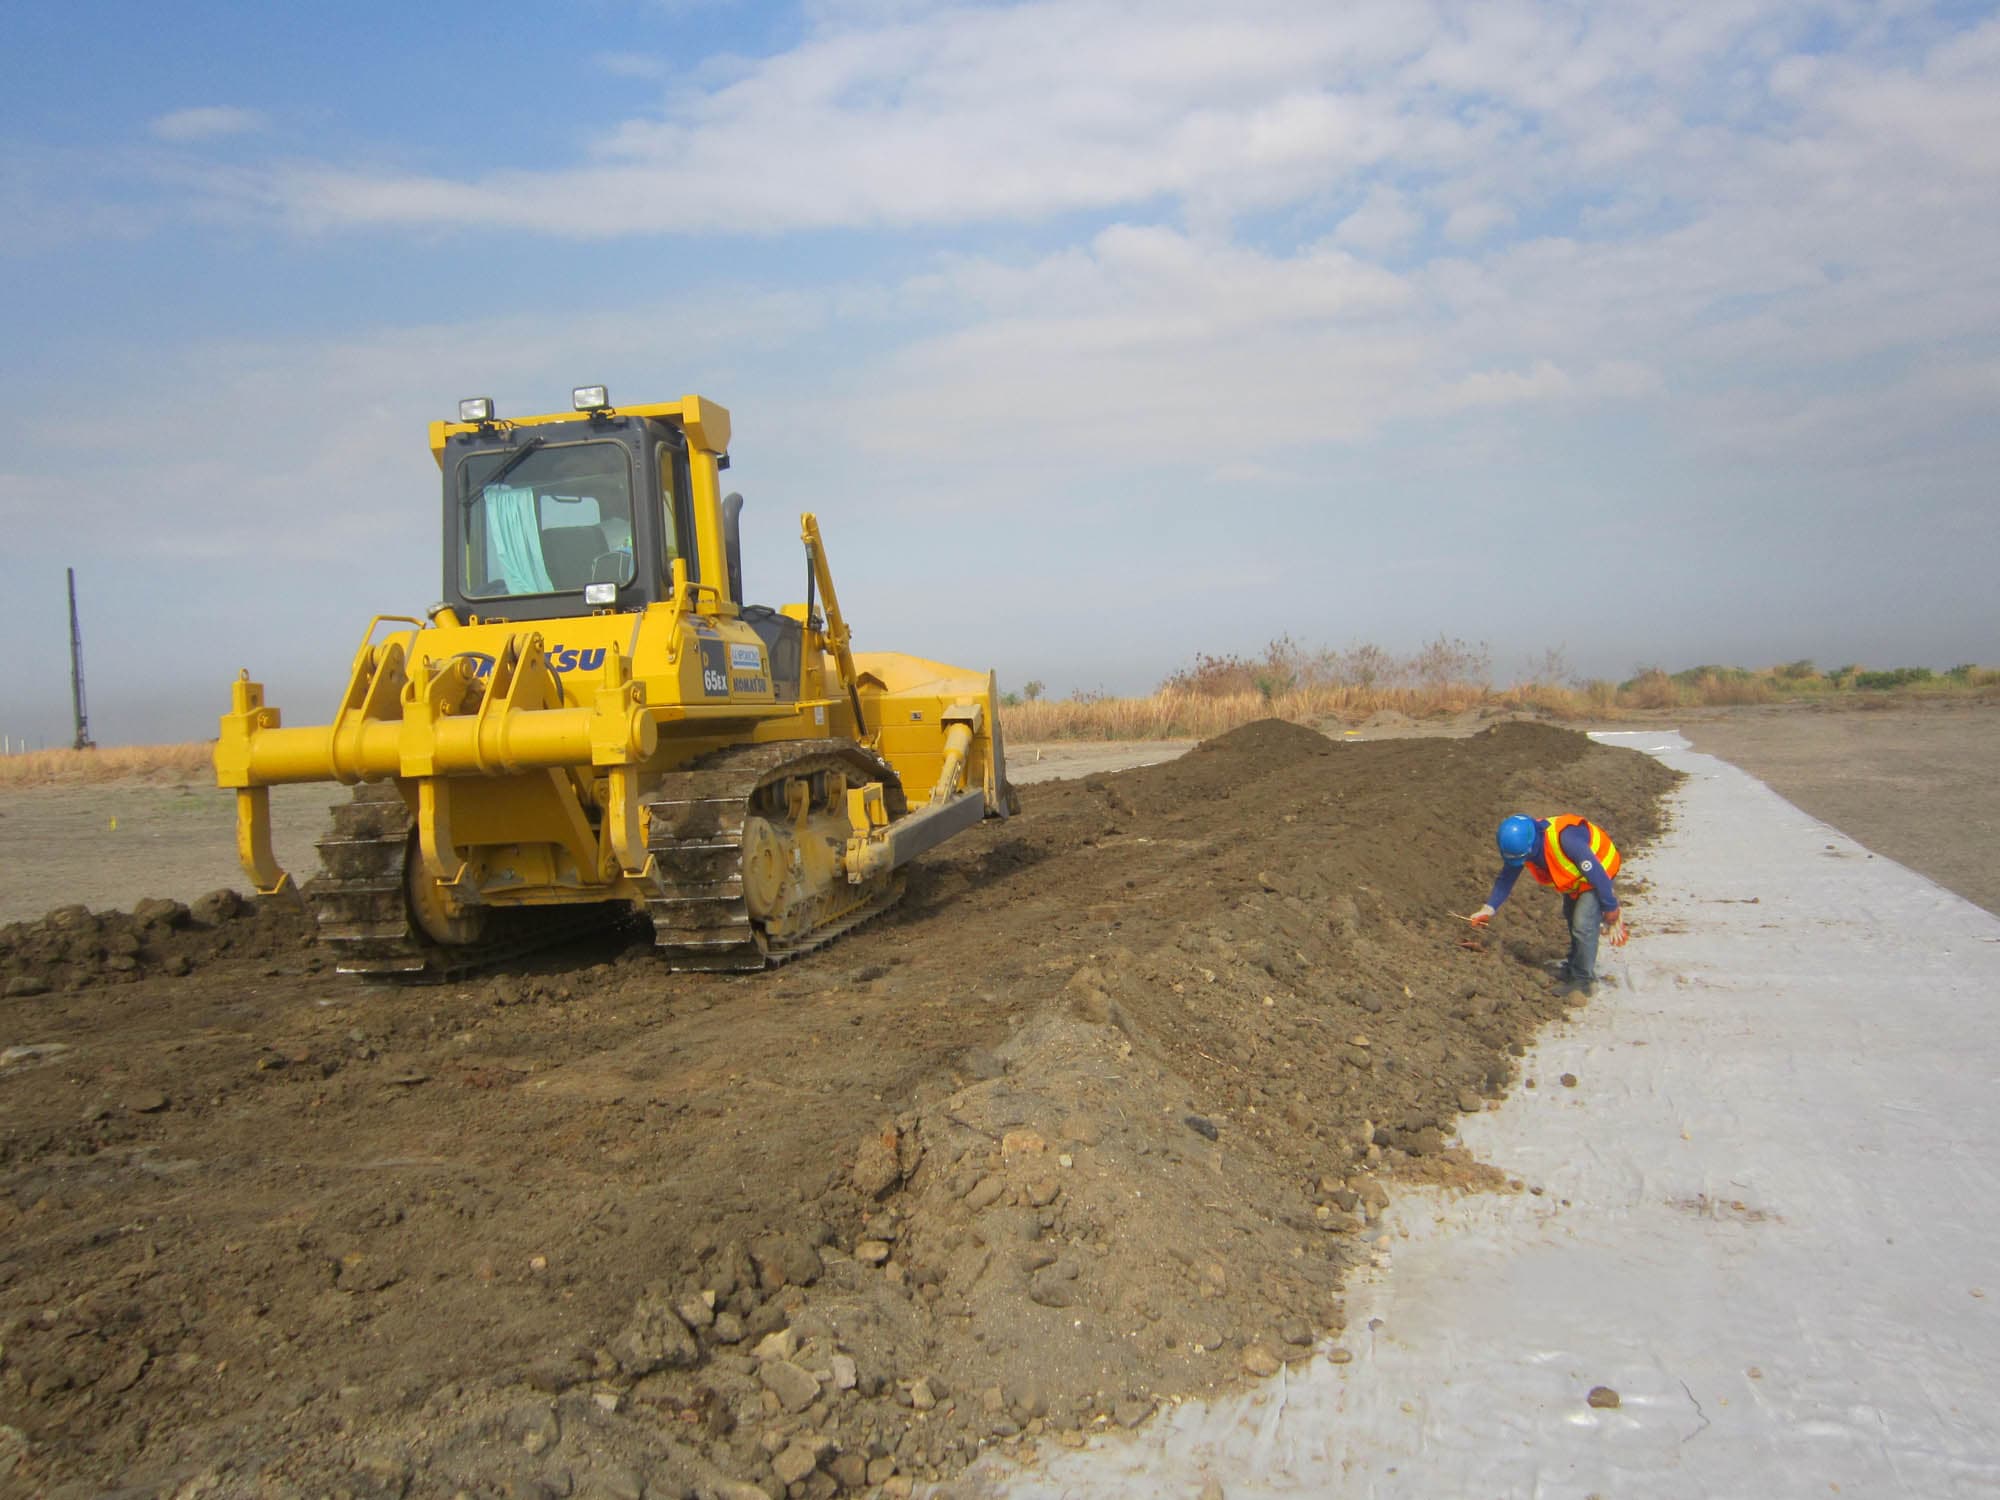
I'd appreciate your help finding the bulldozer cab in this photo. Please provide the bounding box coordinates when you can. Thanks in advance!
[439,415,697,623]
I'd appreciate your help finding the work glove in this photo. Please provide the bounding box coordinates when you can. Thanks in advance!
[1603,910,1629,947]
[1467,904,1495,927]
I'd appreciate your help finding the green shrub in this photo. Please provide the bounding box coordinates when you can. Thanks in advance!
[1671,664,1756,687]
[1854,666,1934,690]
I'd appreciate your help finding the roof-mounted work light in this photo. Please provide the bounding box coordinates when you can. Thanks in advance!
[458,396,496,423]
[572,385,610,412]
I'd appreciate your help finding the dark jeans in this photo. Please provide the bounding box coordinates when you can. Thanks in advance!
[1561,890,1602,986]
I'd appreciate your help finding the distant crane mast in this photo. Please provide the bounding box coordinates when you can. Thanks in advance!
[68,567,94,751]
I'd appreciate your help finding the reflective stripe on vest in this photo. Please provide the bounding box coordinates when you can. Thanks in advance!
[1527,815,1621,896]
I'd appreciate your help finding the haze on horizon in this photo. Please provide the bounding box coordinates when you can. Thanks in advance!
[2,1,1995,749]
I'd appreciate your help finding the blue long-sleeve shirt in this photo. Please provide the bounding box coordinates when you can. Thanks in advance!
[1488,819,1619,911]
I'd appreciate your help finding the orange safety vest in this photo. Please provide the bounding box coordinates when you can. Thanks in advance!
[1527,815,1621,896]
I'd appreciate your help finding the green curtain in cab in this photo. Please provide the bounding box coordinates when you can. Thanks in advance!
[485,484,553,594]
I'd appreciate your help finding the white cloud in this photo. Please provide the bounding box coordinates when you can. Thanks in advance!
[1440,199,1515,244]
[219,3,1461,233]
[813,225,1632,474]
[149,106,265,143]
[146,0,1985,308]
[1772,17,2000,175]
[1334,185,1422,256]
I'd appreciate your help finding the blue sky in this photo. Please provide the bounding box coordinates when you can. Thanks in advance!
[2,0,1996,747]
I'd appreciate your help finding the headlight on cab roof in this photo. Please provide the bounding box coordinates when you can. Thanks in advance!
[458,396,495,422]
[572,385,609,411]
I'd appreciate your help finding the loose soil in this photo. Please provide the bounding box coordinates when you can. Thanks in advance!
[0,722,1676,1499]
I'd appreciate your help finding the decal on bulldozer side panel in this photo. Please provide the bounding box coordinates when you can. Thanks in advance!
[697,638,730,696]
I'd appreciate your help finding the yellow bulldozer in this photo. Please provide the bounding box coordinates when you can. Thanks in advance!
[215,388,1012,977]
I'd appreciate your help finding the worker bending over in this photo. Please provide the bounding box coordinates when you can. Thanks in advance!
[1468,813,1629,996]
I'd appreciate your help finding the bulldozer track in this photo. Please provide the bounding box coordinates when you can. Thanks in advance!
[306,784,618,980]
[641,739,909,972]
[303,739,913,979]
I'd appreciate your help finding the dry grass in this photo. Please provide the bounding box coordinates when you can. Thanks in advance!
[0,743,215,788]
[1002,644,2000,742]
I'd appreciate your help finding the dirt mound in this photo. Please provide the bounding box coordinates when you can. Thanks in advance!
[1179,714,1337,764]
[0,890,314,998]
[0,723,1678,1498]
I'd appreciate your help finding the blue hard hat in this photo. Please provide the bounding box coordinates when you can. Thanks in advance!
[1496,814,1537,864]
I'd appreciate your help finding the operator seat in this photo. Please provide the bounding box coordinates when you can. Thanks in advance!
[538,526,602,591]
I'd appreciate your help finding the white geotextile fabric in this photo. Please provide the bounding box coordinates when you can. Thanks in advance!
[981,731,2000,1498]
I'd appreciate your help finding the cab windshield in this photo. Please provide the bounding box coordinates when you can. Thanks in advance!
[458,439,635,600]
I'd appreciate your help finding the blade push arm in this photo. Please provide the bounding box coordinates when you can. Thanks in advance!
[801,513,870,740]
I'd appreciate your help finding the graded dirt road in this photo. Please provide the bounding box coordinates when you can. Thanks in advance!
[1682,699,2000,916]
[0,723,1676,1498]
